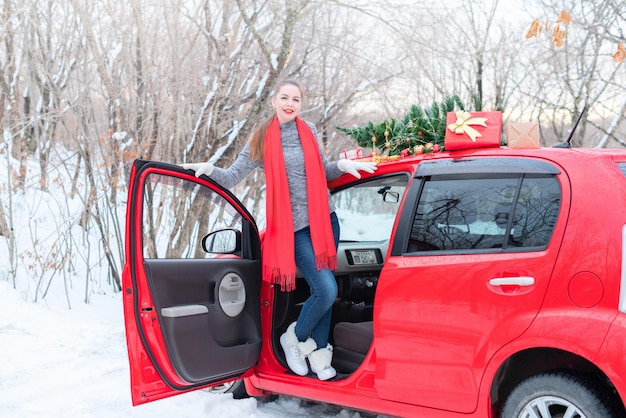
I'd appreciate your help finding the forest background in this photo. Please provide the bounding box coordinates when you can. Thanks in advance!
[0,0,625,305]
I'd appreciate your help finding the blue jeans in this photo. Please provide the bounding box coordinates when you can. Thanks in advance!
[293,212,340,348]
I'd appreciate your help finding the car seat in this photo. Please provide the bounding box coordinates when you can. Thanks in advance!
[332,321,373,373]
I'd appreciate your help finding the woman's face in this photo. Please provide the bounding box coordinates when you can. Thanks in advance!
[271,84,302,124]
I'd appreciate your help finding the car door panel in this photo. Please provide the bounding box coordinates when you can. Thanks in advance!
[375,158,567,413]
[145,258,261,383]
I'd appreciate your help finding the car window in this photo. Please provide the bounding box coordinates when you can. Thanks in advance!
[142,173,243,259]
[333,174,409,242]
[407,175,560,253]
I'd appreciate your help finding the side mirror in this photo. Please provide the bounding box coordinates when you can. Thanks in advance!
[202,229,242,254]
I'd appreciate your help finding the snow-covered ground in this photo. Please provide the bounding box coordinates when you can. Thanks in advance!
[0,281,369,418]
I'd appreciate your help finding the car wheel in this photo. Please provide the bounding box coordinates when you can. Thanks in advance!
[204,379,248,399]
[501,372,615,418]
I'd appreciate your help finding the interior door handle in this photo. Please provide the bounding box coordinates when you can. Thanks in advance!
[218,273,246,317]
[489,276,535,286]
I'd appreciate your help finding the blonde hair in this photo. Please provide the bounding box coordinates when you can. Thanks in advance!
[249,80,303,161]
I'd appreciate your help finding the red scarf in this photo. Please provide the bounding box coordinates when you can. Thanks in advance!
[263,116,337,291]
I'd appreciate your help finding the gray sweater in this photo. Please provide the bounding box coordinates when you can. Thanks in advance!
[210,119,343,232]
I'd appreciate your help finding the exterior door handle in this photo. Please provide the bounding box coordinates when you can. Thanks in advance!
[489,276,535,286]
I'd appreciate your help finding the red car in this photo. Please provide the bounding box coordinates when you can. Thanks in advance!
[123,146,626,417]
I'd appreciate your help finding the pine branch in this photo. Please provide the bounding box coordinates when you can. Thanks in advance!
[337,94,490,156]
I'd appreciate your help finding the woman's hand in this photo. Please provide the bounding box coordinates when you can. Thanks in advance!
[337,159,377,179]
[181,161,214,177]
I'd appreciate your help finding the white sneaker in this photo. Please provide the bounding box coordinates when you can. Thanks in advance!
[279,322,316,376]
[308,344,337,381]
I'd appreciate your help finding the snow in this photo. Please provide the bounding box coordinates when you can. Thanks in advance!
[0,280,367,417]
[0,153,372,418]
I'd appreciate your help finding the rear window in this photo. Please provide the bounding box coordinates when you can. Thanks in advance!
[407,175,561,253]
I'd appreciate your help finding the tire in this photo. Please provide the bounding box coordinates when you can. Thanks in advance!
[204,379,248,399]
[501,372,616,418]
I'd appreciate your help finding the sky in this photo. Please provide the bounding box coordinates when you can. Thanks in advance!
[0,152,373,418]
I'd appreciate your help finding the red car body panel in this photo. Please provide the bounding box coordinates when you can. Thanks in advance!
[123,147,626,417]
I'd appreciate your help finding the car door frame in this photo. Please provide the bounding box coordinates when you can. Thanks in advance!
[122,159,262,405]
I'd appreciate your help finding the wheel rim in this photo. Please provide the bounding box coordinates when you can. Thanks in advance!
[204,381,236,395]
[520,395,586,418]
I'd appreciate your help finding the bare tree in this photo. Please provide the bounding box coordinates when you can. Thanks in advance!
[0,0,30,190]
[521,0,626,147]
[0,0,26,287]
[20,0,80,190]
[390,0,527,112]
[288,1,399,155]
[0,131,17,287]
[1,0,624,304]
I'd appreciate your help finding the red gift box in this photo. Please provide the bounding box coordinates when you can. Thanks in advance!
[444,111,503,151]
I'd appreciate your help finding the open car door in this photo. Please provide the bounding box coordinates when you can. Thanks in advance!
[122,160,262,405]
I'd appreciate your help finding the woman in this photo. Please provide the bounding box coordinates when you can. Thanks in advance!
[183,80,376,380]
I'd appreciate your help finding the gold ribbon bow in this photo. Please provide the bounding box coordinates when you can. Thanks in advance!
[448,111,488,142]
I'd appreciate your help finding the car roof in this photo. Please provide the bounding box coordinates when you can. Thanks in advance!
[373,146,626,169]
[329,146,626,189]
